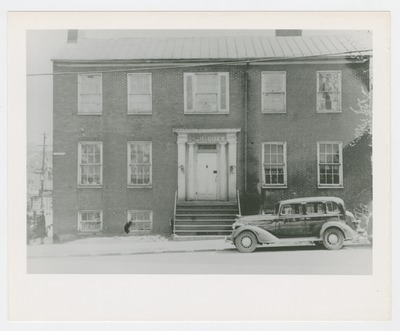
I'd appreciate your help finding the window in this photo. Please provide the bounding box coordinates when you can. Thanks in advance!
[281,204,302,215]
[326,201,340,213]
[78,142,102,187]
[128,142,152,187]
[318,142,343,187]
[262,71,286,113]
[78,210,102,232]
[306,202,325,214]
[127,210,152,234]
[317,71,341,112]
[184,73,229,113]
[128,73,152,114]
[78,74,102,114]
[262,142,287,187]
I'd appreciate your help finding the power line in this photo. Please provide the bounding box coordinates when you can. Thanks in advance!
[27,49,372,77]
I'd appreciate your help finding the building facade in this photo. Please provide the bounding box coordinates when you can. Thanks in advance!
[52,31,372,238]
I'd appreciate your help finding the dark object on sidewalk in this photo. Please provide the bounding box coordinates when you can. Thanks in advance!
[34,211,47,244]
[124,221,132,234]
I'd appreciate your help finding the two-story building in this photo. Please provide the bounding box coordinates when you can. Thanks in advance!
[52,30,372,239]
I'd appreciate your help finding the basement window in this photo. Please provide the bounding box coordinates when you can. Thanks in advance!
[127,210,152,234]
[78,210,103,233]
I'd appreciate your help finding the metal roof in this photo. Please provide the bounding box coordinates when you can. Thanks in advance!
[52,34,371,62]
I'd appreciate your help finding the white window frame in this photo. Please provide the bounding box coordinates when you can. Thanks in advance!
[78,141,103,188]
[316,70,342,113]
[127,210,153,234]
[127,141,153,188]
[184,72,229,114]
[261,71,286,113]
[261,142,287,188]
[317,141,343,188]
[78,210,103,233]
[78,73,103,115]
[127,73,152,114]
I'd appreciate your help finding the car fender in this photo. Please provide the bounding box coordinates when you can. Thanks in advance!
[232,225,278,244]
[320,220,356,240]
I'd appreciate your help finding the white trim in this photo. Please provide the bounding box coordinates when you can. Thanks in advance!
[77,141,103,188]
[77,73,102,115]
[173,128,241,134]
[261,142,287,188]
[261,71,286,114]
[316,70,342,113]
[78,210,103,233]
[317,141,343,188]
[127,73,152,114]
[127,141,153,188]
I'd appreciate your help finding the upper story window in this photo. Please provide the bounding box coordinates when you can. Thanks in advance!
[318,141,343,188]
[184,73,229,114]
[317,71,341,113]
[262,142,287,188]
[128,141,152,187]
[78,141,103,187]
[262,71,286,113]
[78,74,102,114]
[128,73,152,114]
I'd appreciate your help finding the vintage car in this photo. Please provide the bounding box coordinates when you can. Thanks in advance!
[228,197,360,253]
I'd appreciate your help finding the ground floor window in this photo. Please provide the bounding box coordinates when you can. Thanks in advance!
[127,210,152,234]
[318,141,343,187]
[78,210,102,232]
[262,142,287,188]
[128,141,152,187]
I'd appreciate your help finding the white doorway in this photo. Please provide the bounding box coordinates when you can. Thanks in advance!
[196,150,218,200]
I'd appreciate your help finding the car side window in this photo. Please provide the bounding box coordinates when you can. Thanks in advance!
[281,204,302,215]
[326,202,340,213]
[306,202,326,215]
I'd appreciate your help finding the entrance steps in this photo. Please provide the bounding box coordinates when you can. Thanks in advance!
[173,201,239,236]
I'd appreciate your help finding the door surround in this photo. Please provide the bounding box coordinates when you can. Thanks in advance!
[173,128,240,201]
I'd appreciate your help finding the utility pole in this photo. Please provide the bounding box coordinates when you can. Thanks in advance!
[40,133,46,211]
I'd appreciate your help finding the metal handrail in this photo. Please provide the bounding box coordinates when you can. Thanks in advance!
[173,191,178,234]
[236,188,242,216]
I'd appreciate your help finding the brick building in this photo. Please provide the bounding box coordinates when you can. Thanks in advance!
[52,30,372,239]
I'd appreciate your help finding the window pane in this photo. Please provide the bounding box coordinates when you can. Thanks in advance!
[195,94,217,112]
[197,74,218,93]
[263,73,284,92]
[262,93,285,112]
[129,74,150,94]
[129,94,152,112]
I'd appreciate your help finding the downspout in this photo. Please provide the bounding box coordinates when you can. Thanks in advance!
[244,62,249,192]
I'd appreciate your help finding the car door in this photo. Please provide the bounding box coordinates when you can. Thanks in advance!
[276,203,307,238]
[304,202,327,236]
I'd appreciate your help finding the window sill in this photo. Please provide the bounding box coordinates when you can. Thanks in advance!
[262,185,287,189]
[78,185,103,189]
[316,110,342,114]
[261,110,286,114]
[128,185,153,189]
[184,111,230,115]
[77,113,103,116]
[318,185,344,189]
[127,112,153,115]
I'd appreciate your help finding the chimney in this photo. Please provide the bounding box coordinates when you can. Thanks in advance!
[275,30,302,37]
[67,29,82,43]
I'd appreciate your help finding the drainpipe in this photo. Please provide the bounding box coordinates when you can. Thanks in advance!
[244,62,249,192]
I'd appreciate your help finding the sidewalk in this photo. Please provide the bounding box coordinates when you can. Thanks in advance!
[27,234,371,259]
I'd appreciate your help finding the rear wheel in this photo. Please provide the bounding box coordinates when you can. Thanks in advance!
[323,228,344,250]
[234,231,258,253]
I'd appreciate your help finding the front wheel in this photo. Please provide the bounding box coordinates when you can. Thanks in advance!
[234,231,258,253]
[323,228,344,250]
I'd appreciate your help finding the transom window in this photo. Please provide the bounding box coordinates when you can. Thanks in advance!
[262,71,286,113]
[78,74,102,114]
[262,142,287,187]
[128,73,152,114]
[78,142,102,186]
[317,71,341,112]
[128,142,152,187]
[78,210,102,232]
[318,142,343,187]
[127,210,152,234]
[184,72,229,113]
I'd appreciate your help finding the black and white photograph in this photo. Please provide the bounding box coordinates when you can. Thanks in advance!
[6,11,392,323]
[26,28,374,274]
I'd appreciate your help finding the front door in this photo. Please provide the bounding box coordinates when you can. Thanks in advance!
[196,152,218,200]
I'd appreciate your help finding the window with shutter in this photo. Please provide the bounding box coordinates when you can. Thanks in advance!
[78,74,102,114]
[128,73,152,114]
[184,72,229,113]
[262,71,286,113]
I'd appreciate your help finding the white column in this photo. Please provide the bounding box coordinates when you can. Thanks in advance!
[177,134,187,200]
[227,133,237,201]
[187,142,196,200]
[219,141,228,200]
